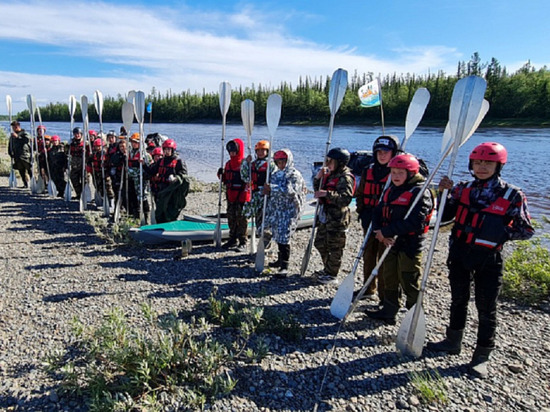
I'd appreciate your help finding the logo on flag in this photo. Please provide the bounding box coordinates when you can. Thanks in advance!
[358,80,381,107]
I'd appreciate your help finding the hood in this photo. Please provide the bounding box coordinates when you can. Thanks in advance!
[278,148,294,170]
[229,138,245,168]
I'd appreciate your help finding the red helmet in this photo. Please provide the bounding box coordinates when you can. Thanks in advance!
[89,130,97,136]
[469,142,507,164]
[162,139,177,150]
[50,135,60,142]
[93,138,103,147]
[37,125,46,131]
[152,147,163,156]
[388,154,420,174]
[273,150,288,160]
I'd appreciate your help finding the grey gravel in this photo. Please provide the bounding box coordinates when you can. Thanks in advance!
[0,177,549,411]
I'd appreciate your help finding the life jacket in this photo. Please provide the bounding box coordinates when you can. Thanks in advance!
[69,139,85,157]
[452,182,517,250]
[381,185,433,234]
[251,159,268,192]
[320,171,356,205]
[91,151,104,173]
[128,150,141,169]
[362,165,389,207]
[157,156,180,187]
[224,162,250,203]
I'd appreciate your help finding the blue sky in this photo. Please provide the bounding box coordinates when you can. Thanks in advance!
[1,0,548,113]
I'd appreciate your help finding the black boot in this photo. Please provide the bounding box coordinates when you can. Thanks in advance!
[274,243,290,278]
[222,237,237,249]
[268,257,281,268]
[426,328,464,355]
[366,292,399,325]
[470,345,492,379]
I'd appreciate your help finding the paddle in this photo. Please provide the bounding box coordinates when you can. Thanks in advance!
[94,90,110,217]
[134,91,147,225]
[79,95,92,212]
[6,95,17,188]
[330,87,431,319]
[396,76,487,358]
[114,102,135,223]
[26,95,39,194]
[300,68,348,276]
[241,99,256,254]
[65,95,77,201]
[36,106,57,197]
[214,81,232,247]
[254,93,282,272]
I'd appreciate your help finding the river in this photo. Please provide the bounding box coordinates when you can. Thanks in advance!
[3,121,549,226]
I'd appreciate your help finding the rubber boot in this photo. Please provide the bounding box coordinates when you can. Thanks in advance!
[470,345,492,379]
[366,291,399,325]
[426,328,464,355]
[275,243,290,278]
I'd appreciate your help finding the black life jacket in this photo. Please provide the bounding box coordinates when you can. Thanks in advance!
[452,183,517,250]
[362,164,389,207]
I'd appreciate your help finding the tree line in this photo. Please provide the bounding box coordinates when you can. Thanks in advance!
[16,54,550,126]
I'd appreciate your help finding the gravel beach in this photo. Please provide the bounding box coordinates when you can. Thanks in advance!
[0,176,549,411]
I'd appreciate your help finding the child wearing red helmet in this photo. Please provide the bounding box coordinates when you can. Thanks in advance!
[366,153,434,324]
[427,142,534,379]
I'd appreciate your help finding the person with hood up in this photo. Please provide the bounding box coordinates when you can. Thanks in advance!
[262,149,306,277]
[312,147,356,285]
[366,154,433,325]
[218,138,250,252]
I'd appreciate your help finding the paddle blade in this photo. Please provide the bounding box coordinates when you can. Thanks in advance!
[47,180,56,197]
[266,94,282,138]
[219,82,232,117]
[69,95,77,118]
[213,218,222,247]
[30,177,38,194]
[134,91,146,124]
[127,90,136,104]
[299,235,314,276]
[122,102,134,134]
[6,95,12,116]
[255,235,265,272]
[328,68,348,116]
[241,99,255,138]
[9,169,17,188]
[330,272,354,319]
[64,180,72,201]
[95,189,103,206]
[249,222,257,255]
[94,90,104,115]
[403,88,430,150]
[80,95,89,123]
[103,195,110,217]
[396,303,426,358]
[36,176,45,194]
[449,77,487,146]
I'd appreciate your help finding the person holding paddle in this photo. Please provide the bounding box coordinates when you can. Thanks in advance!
[312,148,355,285]
[426,142,534,378]
[48,135,67,197]
[68,127,89,200]
[8,121,32,188]
[355,135,400,301]
[366,154,433,324]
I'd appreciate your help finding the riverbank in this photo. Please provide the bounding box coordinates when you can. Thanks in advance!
[0,179,549,411]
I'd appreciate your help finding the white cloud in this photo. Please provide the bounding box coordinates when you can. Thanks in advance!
[0,0,460,113]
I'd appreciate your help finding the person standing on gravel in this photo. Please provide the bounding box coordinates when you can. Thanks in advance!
[426,142,534,379]
[366,154,433,325]
[312,148,355,285]
[8,121,32,188]
[48,135,67,197]
[355,135,400,302]
[68,127,89,200]
[262,149,306,278]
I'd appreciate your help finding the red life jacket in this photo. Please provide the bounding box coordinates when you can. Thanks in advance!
[91,151,104,173]
[224,162,250,203]
[128,150,140,168]
[453,183,517,250]
[251,159,268,192]
[381,186,433,234]
[362,165,389,207]
[157,157,179,185]
[70,140,85,157]
[320,172,356,204]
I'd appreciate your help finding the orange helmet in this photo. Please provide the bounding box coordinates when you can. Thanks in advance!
[130,133,140,143]
[255,140,269,151]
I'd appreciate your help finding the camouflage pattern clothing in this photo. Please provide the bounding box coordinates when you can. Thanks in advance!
[264,149,306,245]
[241,157,276,228]
[313,165,355,277]
[8,128,32,186]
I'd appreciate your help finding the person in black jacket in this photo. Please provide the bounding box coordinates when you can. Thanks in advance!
[8,121,32,188]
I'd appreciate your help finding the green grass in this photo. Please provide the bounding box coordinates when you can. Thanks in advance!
[408,369,448,405]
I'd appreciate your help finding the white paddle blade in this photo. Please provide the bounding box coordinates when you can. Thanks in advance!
[127,90,136,104]
[449,77,487,150]
[255,236,265,272]
[328,68,348,115]
[213,219,222,247]
[249,223,257,255]
[241,99,255,137]
[64,181,72,201]
[36,176,45,194]
[26,94,33,113]
[80,95,89,123]
[6,95,12,114]
[94,90,104,116]
[403,88,431,149]
[122,102,134,133]
[396,304,426,358]
[69,95,77,117]
[330,272,355,319]
[30,177,38,194]
[47,181,57,197]
[266,94,282,138]
[219,82,232,116]
[134,91,146,123]
[9,169,17,188]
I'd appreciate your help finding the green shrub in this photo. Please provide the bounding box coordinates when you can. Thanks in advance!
[503,233,550,304]
[408,369,448,405]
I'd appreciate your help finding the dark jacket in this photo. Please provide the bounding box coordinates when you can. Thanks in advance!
[8,129,31,162]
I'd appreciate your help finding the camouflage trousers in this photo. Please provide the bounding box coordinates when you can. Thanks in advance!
[227,201,248,243]
[314,224,347,277]
[93,171,115,200]
[362,232,387,299]
[381,249,422,309]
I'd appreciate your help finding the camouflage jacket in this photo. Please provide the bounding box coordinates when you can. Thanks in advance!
[313,165,355,231]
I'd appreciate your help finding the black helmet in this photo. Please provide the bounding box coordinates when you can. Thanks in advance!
[226,140,239,153]
[327,147,350,166]
[373,135,399,154]
[73,127,82,134]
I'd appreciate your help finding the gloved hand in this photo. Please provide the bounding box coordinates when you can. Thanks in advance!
[217,167,224,178]
[168,174,176,183]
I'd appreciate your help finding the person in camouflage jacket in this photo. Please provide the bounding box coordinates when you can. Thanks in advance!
[313,148,355,284]
[8,121,32,188]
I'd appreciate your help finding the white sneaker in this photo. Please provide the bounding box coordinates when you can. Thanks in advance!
[317,274,338,285]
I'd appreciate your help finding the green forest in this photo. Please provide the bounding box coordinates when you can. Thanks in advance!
[14,54,550,126]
